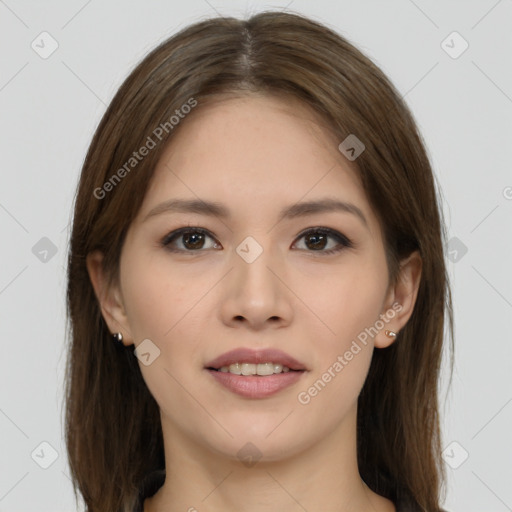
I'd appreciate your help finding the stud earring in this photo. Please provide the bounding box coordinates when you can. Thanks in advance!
[385,330,397,339]
[112,332,124,347]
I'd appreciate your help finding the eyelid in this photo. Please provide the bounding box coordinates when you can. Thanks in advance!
[161,226,208,243]
[294,226,352,246]
[292,226,353,254]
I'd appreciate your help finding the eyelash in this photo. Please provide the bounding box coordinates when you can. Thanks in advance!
[160,226,353,255]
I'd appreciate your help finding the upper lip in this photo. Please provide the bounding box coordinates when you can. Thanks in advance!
[205,348,307,371]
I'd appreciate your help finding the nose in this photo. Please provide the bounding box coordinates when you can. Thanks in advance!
[218,239,294,331]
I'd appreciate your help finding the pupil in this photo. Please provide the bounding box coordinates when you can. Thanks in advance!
[306,233,326,250]
[184,232,204,249]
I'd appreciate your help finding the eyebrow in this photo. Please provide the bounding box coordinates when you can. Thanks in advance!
[143,197,368,227]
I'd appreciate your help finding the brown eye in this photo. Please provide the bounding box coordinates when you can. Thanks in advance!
[304,232,328,250]
[182,232,206,250]
[293,228,353,255]
[162,228,220,252]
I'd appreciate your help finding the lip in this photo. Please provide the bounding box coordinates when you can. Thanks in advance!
[206,369,305,399]
[204,347,307,371]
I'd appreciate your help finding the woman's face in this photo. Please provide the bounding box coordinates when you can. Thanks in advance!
[105,94,405,461]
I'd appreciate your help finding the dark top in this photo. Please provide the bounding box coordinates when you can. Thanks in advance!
[133,470,445,511]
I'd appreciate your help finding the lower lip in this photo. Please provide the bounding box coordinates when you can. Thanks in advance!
[205,369,305,398]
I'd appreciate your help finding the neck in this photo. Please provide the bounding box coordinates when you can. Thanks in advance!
[144,404,395,512]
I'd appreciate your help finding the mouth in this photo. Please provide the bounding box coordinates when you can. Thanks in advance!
[205,347,307,372]
[206,362,303,375]
[204,348,308,399]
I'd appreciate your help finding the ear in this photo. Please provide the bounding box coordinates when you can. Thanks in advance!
[375,250,422,349]
[86,250,133,346]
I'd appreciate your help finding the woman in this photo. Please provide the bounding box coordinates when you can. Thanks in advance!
[65,11,453,512]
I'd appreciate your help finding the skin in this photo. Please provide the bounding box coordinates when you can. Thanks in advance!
[87,94,422,512]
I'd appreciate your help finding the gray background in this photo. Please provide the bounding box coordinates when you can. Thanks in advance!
[1,1,511,510]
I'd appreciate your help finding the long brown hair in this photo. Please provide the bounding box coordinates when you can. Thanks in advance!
[65,11,453,512]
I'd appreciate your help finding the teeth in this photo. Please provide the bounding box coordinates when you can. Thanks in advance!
[217,362,293,375]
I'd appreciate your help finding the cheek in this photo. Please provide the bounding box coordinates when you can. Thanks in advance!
[120,252,211,386]
[294,266,385,419]
[120,252,203,340]
[295,342,372,438]
[291,256,389,345]
[295,255,388,418]
[119,256,210,420]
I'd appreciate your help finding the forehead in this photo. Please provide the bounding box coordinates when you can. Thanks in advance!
[161,92,347,170]
[137,94,376,233]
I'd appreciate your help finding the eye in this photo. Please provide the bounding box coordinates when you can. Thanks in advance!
[161,226,353,255]
[161,227,221,252]
[292,227,353,255]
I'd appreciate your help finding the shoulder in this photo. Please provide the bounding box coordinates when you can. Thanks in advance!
[132,470,166,512]
[394,494,451,512]
[131,474,452,512]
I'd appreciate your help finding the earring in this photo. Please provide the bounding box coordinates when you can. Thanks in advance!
[112,332,124,347]
[385,330,397,339]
